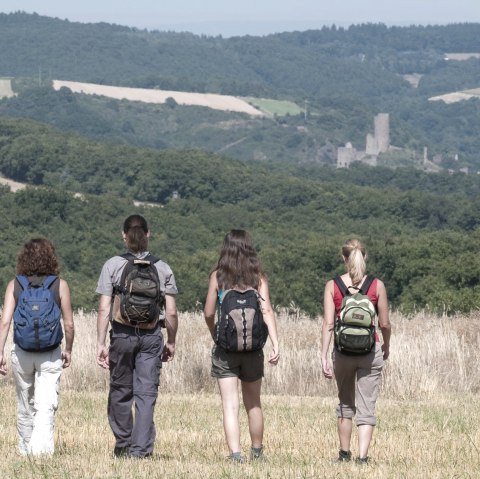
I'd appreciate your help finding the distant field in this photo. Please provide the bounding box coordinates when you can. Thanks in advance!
[243,97,302,116]
[444,52,480,60]
[0,78,14,98]
[429,89,480,104]
[53,80,264,117]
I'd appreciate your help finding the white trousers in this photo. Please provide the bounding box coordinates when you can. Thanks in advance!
[11,345,63,455]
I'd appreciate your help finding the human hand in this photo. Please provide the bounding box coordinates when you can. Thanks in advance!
[62,350,72,369]
[0,353,7,376]
[96,345,109,369]
[162,342,175,362]
[382,344,390,360]
[268,346,280,365]
[322,358,333,379]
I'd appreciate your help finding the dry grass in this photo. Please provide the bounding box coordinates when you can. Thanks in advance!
[52,80,264,116]
[0,310,479,478]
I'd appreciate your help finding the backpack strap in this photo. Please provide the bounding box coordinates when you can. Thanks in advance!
[120,252,159,264]
[42,275,58,290]
[359,275,375,295]
[333,275,350,297]
[15,275,30,290]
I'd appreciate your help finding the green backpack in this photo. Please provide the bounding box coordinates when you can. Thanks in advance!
[333,275,376,355]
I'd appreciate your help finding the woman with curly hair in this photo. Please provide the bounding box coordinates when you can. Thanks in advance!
[0,238,74,455]
[204,229,279,463]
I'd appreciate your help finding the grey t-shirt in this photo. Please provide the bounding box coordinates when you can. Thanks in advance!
[96,251,177,327]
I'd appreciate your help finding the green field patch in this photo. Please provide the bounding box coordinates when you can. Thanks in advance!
[243,97,302,116]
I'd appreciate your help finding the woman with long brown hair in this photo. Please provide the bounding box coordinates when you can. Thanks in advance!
[204,229,279,463]
[322,238,391,464]
[0,238,74,455]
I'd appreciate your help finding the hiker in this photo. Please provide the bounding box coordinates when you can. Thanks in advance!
[96,214,178,459]
[204,229,280,463]
[0,238,74,455]
[322,238,391,464]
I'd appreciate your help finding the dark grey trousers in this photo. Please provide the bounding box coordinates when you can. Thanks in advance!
[108,322,163,457]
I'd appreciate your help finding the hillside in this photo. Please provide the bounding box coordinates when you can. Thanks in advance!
[0,14,480,168]
[0,117,479,314]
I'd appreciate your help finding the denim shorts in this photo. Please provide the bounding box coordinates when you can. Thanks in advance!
[211,345,264,382]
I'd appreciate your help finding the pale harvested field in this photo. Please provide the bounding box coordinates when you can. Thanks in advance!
[0,78,14,99]
[444,52,480,61]
[0,310,479,477]
[53,80,264,116]
[429,90,480,104]
[0,176,27,192]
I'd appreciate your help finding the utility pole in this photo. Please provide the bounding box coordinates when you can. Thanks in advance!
[304,99,308,122]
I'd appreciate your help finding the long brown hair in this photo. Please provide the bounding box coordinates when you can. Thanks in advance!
[214,229,264,289]
[16,238,60,276]
[342,238,367,286]
[123,214,149,253]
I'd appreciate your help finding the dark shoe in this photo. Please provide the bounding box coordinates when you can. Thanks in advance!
[250,446,266,461]
[127,452,153,459]
[227,452,246,464]
[113,446,129,458]
[355,456,369,465]
[336,450,352,462]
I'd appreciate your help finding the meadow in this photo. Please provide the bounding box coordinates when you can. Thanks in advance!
[0,309,479,478]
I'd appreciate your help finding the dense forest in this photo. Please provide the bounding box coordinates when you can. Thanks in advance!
[0,14,479,168]
[0,117,479,315]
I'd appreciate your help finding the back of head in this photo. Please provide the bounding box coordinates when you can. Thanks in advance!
[216,229,263,289]
[16,238,60,276]
[342,238,367,286]
[123,214,149,254]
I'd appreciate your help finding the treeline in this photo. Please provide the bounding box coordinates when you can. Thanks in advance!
[0,117,479,314]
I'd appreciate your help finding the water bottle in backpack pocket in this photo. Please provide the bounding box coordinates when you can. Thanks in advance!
[13,275,63,352]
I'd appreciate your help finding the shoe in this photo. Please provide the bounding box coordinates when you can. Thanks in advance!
[336,450,352,462]
[227,452,246,464]
[127,452,153,459]
[113,446,129,458]
[355,456,369,465]
[250,446,266,461]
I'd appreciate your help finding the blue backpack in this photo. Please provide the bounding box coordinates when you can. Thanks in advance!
[13,275,63,352]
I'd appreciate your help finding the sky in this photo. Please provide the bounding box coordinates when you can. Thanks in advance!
[2,0,480,37]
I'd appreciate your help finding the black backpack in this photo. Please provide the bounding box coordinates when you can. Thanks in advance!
[215,288,269,352]
[113,253,165,325]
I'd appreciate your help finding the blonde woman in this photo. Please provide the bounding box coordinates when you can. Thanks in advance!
[322,239,391,464]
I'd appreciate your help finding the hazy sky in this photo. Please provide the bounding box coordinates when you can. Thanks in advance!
[2,0,480,36]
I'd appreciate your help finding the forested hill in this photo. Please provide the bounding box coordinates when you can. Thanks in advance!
[1,13,480,169]
[0,116,479,314]
[1,13,479,101]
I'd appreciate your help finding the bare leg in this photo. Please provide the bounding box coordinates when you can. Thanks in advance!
[358,424,374,458]
[337,417,353,452]
[217,377,241,453]
[241,379,263,448]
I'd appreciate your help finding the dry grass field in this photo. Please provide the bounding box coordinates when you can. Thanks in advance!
[0,309,479,478]
[53,80,264,117]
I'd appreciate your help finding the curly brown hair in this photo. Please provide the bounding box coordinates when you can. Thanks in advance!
[16,238,60,276]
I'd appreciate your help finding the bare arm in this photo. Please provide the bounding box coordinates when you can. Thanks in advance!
[258,278,280,365]
[162,294,178,362]
[376,279,391,360]
[203,272,218,340]
[96,294,111,369]
[0,280,15,375]
[59,279,75,368]
[322,280,335,379]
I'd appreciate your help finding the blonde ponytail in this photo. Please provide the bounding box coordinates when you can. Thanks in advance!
[342,239,367,286]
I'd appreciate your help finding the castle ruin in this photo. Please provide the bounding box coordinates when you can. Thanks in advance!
[337,113,390,168]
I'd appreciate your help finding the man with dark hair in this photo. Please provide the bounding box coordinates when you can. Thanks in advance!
[96,215,178,459]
